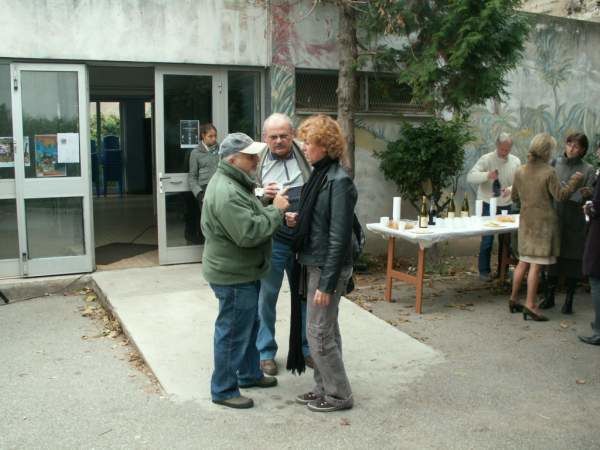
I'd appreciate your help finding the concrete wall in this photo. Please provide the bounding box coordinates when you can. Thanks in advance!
[0,0,268,66]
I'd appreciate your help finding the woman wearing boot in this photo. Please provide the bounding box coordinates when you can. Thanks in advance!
[510,133,583,321]
[540,133,596,314]
[579,143,600,345]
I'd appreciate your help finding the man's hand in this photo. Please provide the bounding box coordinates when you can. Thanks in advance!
[273,187,289,211]
[313,289,331,306]
[487,170,498,180]
[285,212,298,228]
[579,186,593,199]
[263,182,280,200]
[501,186,511,197]
[583,201,593,216]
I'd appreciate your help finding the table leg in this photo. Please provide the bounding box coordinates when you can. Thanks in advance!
[415,246,426,314]
[499,233,510,282]
[384,237,395,302]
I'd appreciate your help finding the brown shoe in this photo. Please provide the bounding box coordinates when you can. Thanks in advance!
[212,395,254,409]
[304,355,315,369]
[260,359,278,376]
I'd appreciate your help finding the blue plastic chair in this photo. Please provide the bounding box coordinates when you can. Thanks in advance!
[101,135,123,197]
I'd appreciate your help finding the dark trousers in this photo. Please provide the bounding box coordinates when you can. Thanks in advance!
[478,202,512,275]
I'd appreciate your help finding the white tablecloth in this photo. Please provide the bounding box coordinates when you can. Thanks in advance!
[366,215,519,249]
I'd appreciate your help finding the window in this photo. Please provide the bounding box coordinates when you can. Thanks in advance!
[295,71,424,115]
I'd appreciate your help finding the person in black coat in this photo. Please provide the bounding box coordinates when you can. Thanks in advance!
[579,144,600,345]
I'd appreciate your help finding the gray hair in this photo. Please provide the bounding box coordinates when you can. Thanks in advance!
[262,113,294,134]
[496,132,513,145]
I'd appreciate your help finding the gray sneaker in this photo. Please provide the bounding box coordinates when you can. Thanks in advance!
[212,395,254,409]
[479,273,493,282]
[295,391,321,405]
[307,397,353,413]
[260,359,278,375]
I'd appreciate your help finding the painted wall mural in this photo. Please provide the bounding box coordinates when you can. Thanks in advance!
[465,14,600,184]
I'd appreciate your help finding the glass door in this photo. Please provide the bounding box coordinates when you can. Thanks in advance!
[8,63,93,277]
[0,64,19,277]
[154,67,227,265]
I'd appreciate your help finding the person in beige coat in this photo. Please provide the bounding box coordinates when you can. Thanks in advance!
[509,133,583,321]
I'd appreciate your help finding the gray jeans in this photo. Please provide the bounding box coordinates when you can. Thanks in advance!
[306,265,353,407]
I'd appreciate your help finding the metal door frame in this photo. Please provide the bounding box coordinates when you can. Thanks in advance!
[10,63,93,276]
[154,65,227,265]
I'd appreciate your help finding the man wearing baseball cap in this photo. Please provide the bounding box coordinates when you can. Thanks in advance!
[201,132,290,409]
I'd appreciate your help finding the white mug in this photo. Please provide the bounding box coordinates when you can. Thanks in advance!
[380,216,390,226]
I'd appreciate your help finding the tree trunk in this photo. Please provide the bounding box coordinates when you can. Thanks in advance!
[336,2,358,178]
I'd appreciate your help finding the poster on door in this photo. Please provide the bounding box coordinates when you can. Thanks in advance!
[180,120,200,148]
[0,137,32,167]
[35,134,67,177]
[0,137,14,167]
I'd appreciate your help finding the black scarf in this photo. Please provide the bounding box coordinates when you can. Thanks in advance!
[286,156,334,374]
[292,156,334,253]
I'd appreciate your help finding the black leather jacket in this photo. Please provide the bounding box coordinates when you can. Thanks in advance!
[298,161,357,293]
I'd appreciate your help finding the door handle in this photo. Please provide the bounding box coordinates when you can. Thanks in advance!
[169,180,183,185]
[159,176,170,181]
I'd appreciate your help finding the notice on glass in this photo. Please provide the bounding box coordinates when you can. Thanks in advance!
[0,137,14,167]
[180,120,199,148]
[35,134,66,177]
[57,132,80,163]
[24,136,31,167]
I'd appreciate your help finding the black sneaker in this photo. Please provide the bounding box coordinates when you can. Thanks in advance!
[307,398,353,413]
[295,391,320,405]
[239,376,278,389]
[212,395,254,409]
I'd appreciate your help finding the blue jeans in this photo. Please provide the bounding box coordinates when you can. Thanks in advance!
[478,202,512,275]
[210,281,263,401]
[257,239,310,360]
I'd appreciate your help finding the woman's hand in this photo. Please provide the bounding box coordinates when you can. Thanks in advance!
[313,289,331,306]
[285,212,298,228]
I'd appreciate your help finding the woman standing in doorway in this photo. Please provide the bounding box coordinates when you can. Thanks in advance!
[188,123,219,244]
[510,133,583,321]
[286,114,357,412]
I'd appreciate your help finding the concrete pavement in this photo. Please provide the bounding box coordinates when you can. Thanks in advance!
[90,264,442,406]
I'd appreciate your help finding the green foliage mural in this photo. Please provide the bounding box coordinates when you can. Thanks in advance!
[467,15,600,171]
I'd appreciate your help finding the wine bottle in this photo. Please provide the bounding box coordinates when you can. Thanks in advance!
[428,196,437,226]
[492,169,501,197]
[447,193,456,219]
[419,196,429,228]
[461,195,470,217]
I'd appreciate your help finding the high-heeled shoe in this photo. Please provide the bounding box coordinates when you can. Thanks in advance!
[523,306,549,322]
[508,300,524,313]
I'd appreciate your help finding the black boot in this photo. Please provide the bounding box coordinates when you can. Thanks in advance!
[539,275,557,310]
[561,277,577,315]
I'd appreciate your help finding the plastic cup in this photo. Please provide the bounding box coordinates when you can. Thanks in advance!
[380,217,390,226]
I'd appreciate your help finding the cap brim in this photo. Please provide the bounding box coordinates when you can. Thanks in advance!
[239,142,267,155]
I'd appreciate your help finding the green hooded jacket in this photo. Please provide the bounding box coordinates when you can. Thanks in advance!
[201,159,283,285]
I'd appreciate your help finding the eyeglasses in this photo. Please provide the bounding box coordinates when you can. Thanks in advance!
[267,134,291,141]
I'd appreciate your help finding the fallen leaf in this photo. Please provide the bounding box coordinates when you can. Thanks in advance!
[559,321,571,329]
[340,418,350,426]
[576,379,586,385]
[85,294,97,302]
